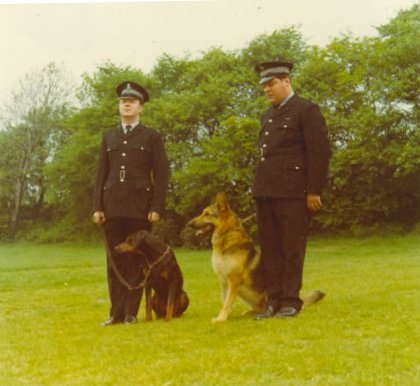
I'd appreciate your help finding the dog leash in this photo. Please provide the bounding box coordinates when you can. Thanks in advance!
[241,213,256,223]
[100,226,170,291]
[137,246,171,288]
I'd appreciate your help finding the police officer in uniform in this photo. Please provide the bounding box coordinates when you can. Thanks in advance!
[92,81,169,326]
[253,59,331,319]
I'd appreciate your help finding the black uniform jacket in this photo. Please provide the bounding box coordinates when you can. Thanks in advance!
[253,94,331,199]
[93,123,169,219]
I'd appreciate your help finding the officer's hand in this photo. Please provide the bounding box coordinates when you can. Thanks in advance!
[148,211,160,223]
[92,211,106,225]
[307,195,323,212]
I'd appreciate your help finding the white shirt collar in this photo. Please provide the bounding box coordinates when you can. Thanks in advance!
[122,122,138,130]
[279,90,294,107]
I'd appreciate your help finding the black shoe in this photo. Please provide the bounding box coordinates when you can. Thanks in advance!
[101,316,123,326]
[124,315,138,325]
[254,305,276,320]
[274,306,299,318]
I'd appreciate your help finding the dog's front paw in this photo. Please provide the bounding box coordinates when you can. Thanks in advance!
[212,314,227,323]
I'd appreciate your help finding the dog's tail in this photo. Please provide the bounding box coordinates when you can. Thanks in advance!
[302,290,325,307]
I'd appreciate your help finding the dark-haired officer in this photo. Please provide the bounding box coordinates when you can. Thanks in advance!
[253,59,331,319]
[92,81,169,326]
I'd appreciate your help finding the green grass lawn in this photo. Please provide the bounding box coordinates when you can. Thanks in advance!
[0,235,419,385]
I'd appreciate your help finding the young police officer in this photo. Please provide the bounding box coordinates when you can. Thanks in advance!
[92,81,169,326]
[253,59,331,319]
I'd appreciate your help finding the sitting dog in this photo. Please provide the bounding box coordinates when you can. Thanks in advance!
[115,230,189,321]
[188,192,324,322]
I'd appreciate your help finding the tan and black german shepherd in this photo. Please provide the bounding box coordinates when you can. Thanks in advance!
[188,192,324,322]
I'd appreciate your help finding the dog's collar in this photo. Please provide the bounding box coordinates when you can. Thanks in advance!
[143,245,171,269]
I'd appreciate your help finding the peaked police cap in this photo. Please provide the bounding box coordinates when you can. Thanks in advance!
[116,81,149,103]
[255,59,294,85]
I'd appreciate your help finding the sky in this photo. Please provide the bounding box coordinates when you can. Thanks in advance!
[0,0,417,104]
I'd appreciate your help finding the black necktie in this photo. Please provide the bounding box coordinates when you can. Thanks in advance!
[125,125,132,134]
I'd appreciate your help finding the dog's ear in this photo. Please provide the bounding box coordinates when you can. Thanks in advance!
[216,192,230,215]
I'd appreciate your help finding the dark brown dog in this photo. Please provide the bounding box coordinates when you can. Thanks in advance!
[115,230,189,321]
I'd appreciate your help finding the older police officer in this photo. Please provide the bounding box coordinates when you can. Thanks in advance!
[253,59,331,319]
[92,81,169,326]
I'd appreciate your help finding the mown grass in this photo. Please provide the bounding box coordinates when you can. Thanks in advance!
[0,235,419,385]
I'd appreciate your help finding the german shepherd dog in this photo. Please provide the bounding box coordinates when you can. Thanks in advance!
[115,230,189,321]
[188,192,324,322]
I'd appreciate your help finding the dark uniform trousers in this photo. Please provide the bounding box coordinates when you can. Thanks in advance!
[103,217,151,321]
[93,123,169,321]
[253,94,331,312]
[256,197,310,311]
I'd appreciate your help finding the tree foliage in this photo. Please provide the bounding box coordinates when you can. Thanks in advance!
[0,5,418,243]
[0,63,72,239]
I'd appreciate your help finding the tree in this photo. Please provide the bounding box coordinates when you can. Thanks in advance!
[0,63,73,240]
[12,7,419,243]
[173,116,259,218]
[295,4,420,232]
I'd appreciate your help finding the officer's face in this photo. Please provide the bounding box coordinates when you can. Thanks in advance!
[119,98,143,119]
[263,77,291,105]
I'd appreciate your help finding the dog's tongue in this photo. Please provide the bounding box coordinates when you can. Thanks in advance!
[195,224,213,236]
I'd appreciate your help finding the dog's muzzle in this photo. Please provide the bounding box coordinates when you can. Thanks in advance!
[187,219,214,236]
